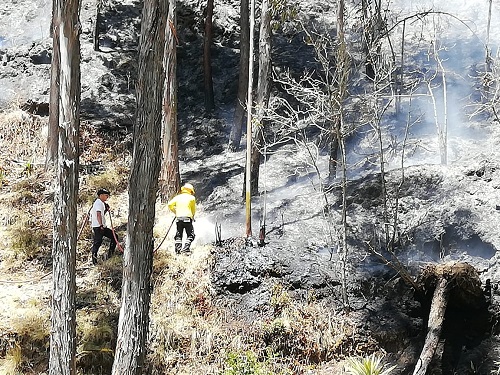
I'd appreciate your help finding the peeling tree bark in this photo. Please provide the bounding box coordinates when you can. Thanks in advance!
[111,0,167,373]
[46,0,60,169]
[49,0,81,373]
[249,0,271,195]
[159,0,180,202]
[413,277,450,375]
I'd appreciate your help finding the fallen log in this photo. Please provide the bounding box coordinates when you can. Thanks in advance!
[413,262,485,375]
[413,277,450,375]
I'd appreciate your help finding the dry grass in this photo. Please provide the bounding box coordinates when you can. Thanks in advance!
[147,245,363,374]
[0,302,50,374]
[149,245,223,373]
[76,310,117,375]
[263,286,360,364]
[0,106,52,265]
[0,344,23,375]
[0,103,370,374]
[79,164,129,207]
[0,106,47,169]
[0,106,138,374]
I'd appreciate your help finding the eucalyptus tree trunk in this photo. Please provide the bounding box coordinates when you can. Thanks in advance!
[203,0,215,112]
[49,0,81,373]
[333,0,351,309]
[228,0,250,150]
[159,0,180,201]
[249,0,271,194]
[111,0,167,373]
[46,0,60,169]
[245,0,255,238]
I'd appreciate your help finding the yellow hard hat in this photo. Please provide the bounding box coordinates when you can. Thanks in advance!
[181,183,195,195]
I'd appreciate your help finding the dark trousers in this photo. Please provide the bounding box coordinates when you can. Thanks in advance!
[92,227,117,263]
[174,217,195,253]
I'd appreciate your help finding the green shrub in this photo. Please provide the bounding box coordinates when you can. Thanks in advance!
[224,350,272,375]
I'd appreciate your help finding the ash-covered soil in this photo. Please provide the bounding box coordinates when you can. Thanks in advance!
[1,0,500,373]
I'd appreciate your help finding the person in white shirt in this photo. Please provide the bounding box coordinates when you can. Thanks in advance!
[90,188,118,264]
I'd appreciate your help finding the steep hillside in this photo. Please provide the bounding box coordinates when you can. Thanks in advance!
[1,0,500,374]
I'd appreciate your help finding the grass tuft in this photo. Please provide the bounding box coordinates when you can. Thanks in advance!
[9,217,51,260]
[0,344,22,375]
[79,165,129,206]
[345,353,396,375]
[0,306,50,373]
[76,311,118,374]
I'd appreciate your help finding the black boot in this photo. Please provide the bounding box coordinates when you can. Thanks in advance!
[175,243,182,254]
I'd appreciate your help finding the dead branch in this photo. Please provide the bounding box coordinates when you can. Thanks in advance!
[413,276,450,375]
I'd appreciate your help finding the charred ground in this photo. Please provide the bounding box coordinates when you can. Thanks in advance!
[1,0,500,374]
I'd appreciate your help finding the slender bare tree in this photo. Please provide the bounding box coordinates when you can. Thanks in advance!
[486,0,493,72]
[329,0,350,180]
[159,0,180,201]
[111,0,167,373]
[46,0,60,168]
[203,0,215,112]
[244,0,255,238]
[49,0,81,373]
[228,0,250,150]
[249,0,271,194]
[93,0,102,51]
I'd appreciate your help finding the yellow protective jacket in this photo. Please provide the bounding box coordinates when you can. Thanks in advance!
[168,192,196,219]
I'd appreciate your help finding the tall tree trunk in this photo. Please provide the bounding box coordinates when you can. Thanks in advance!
[486,0,493,72]
[46,0,60,169]
[329,0,348,180]
[249,0,271,194]
[245,0,255,238]
[49,0,81,372]
[228,0,250,150]
[203,0,215,112]
[93,0,101,51]
[111,0,167,373]
[159,0,180,202]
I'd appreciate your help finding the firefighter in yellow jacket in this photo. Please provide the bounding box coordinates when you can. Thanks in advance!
[168,183,196,254]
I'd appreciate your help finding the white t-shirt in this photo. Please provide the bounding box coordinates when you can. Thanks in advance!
[91,198,107,228]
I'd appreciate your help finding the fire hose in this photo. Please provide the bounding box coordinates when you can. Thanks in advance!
[76,206,92,241]
[107,210,125,253]
[153,217,176,253]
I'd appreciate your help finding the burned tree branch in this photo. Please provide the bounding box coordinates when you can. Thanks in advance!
[413,262,486,375]
[413,276,450,375]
